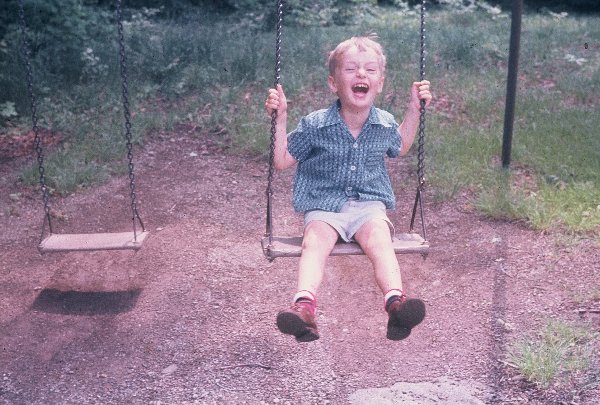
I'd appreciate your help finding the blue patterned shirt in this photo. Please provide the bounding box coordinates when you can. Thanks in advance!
[287,100,402,213]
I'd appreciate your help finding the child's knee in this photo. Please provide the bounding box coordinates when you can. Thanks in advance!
[301,231,320,250]
[303,222,337,250]
[357,219,392,247]
[362,219,391,237]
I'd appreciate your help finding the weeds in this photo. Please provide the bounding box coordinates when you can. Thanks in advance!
[509,320,598,389]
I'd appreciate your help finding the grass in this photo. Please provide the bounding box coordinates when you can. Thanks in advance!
[3,3,599,235]
[509,320,598,389]
[424,9,600,235]
[475,172,600,233]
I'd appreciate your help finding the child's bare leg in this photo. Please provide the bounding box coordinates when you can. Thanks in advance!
[353,219,402,293]
[277,221,338,342]
[297,220,339,294]
[354,219,425,340]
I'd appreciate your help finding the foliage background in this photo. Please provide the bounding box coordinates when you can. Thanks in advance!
[1,0,599,233]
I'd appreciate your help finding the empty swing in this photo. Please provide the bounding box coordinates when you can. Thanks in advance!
[262,0,430,261]
[18,0,148,253]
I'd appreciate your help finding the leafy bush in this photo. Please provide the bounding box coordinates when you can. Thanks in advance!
[492,0,600,12]
[1,0,115,114]
[383,0,600,12]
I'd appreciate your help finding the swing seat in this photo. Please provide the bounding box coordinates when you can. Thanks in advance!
[262,233,429,259]
[38,231,149,253]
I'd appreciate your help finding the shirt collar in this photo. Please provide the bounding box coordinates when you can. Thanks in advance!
[321,99,392,129]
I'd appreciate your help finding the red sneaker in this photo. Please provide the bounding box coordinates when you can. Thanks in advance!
[386,295,426,341]
[276,301,319,342]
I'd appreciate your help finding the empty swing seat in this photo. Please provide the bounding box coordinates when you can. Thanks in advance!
[38,231,149,253]
[262,233,429,259]
[19,0,148,256]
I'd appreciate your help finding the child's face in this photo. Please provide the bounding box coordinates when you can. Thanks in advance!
[328,46,385,111]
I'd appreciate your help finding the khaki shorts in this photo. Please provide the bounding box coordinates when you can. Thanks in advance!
[304,200,395,242]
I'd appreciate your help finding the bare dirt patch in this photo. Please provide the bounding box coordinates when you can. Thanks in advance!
[1,133,599,404]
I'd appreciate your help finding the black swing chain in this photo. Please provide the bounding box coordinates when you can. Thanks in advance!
[265,0,284,256]
[410,0,427,241]
[17,0,53,236]
[116,0,145,238]
[417,0,427,189]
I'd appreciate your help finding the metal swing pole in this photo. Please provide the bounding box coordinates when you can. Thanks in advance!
[501,0,523,168]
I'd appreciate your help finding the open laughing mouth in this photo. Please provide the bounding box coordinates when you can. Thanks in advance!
[352,83,369,94]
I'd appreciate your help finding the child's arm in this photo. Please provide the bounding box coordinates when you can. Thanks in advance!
[265,84,298,170]
[398,80,432,156]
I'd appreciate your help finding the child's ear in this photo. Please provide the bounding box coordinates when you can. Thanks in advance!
[377,75,385,93]
[327,75,338,94]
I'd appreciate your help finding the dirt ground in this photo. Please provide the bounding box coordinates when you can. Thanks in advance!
[0,133,599,404]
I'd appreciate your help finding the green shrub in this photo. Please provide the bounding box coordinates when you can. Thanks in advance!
[1,0,114,114]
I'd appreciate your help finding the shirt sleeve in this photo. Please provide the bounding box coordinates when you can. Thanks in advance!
[386,123,402,158]
[287,116,312,162]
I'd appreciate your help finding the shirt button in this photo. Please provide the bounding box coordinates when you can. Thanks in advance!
[350,165,356,171]
[353,142,358,148]
[347,186,353,191]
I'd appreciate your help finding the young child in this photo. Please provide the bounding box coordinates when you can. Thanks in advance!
[265,35,432,342]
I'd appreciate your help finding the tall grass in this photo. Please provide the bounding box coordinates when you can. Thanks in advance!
[3,3,599,234]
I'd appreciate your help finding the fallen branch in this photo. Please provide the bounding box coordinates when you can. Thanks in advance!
[498,267,514,278]
[218,363,272,371]
[576,308,600,314]
[498,360,519,369]
[575,377,600,397]
[214,380,247,392]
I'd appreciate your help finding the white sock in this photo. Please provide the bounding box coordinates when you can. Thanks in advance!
[293,290,316,303]
[384,289,403,306]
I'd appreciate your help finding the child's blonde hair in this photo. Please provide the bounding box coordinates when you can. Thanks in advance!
[327,34,387,76]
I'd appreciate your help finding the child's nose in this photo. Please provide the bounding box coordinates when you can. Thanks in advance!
[357,67,366,77]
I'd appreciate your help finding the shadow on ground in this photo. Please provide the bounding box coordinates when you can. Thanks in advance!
[31,289,142,315]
